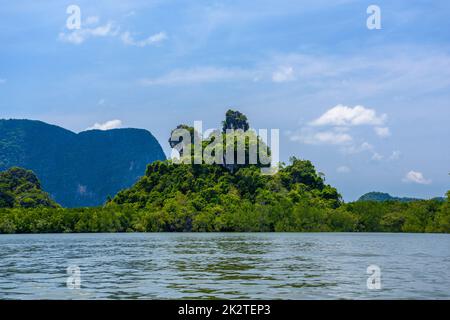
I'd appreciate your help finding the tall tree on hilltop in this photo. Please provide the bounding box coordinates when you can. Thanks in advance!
[222,109,250,133]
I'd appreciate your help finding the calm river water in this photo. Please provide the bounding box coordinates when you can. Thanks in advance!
[0,233,449,299]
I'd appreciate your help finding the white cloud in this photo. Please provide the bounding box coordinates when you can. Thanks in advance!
[341,141,373,154]
[341,144,399,162]
[0,78,6,84]
[140,67,253,86]
[86,119,122,131]
[290,128,353,145]
[85,16,100,25]
[133,44,450,95]
[389,150,401,161]
[341,141,386,161]
[374,127,391,138]
[59,21,117,44]
[402,171,432,185]
[371,152,384,161]
[97,99,105,106]
[58,16,165,47]
[311,105,387,127]
[272,66,295,83]
[266,46,450,100]
[337,166,351,173]
[136,43,450,89]
[121,31,167,47]
[293,105,390,161]
[58,31,84,45]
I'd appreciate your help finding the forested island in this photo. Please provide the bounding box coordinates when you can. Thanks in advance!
[0,111,449,234]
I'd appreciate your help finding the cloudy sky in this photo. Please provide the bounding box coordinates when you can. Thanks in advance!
[0,0,449,200]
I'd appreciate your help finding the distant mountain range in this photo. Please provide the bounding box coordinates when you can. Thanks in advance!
[0,119,166,207]
[358,192,445,202]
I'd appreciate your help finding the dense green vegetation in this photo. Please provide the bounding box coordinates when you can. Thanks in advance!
[0,111,448,234]
[0,167,59,209]
[168,110,271,173]
[0,119,165,207]
[0,192,448,233]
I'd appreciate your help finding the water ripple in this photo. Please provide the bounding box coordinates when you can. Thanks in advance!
[0,233,449,299]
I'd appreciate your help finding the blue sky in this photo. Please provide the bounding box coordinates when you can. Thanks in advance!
[0,0,449,201]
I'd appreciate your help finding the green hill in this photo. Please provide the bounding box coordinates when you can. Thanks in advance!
[0,119,166,207]
[358,192,445,202]
[109,156,343,232]
[0,167,59,208]
[109,110,342,231]
[358,192,420,202]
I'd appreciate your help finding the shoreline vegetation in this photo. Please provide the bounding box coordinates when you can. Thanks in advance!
[1,110,449,234]
[0,197,449,234]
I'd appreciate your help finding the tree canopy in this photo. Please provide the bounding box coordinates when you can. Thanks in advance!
[0,167,59,208]
[222,109,250,133]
